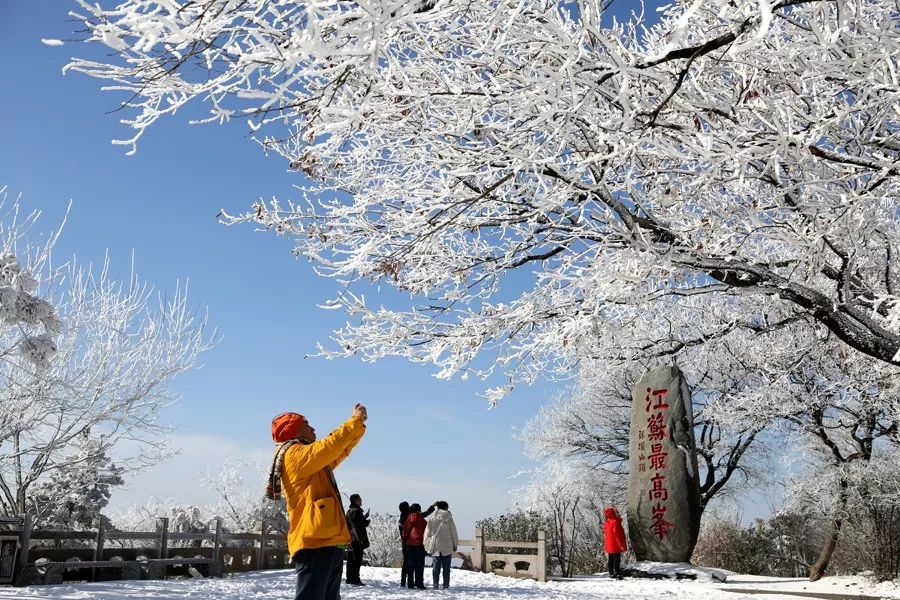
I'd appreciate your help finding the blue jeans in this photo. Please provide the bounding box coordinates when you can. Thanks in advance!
[432,553,452,588]
[293,546,344,600]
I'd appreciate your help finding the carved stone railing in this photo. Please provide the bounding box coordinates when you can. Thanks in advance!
[0,515,289,587]
[457,527,547,582]
[3,519,547,586]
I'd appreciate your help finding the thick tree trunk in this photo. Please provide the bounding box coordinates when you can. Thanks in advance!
[808,518,841,581]
[809,477,849,582]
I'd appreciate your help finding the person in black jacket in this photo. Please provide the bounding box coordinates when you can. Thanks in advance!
[345,493,370,586]
[398,501,411,587]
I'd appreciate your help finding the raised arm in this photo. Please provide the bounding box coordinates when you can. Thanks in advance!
[329,403,368,469]
[285,406,367,477]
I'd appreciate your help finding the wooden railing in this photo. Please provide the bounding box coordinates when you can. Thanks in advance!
[0,514,289,586]
[1,517,548,586]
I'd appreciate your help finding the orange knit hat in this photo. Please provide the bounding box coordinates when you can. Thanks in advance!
[271,412,308,443]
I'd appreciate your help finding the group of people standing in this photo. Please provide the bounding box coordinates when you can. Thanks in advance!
[268,405,627,600]
[399,500,460,590]
[342,492,461,590]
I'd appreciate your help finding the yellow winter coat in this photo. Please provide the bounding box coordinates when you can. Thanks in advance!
[282,417,366,556]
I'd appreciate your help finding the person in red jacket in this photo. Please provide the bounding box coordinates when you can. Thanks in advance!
[603,506,628,580]
[402,504,429,589]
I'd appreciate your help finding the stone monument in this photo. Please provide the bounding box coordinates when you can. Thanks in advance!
[626,365,701,563]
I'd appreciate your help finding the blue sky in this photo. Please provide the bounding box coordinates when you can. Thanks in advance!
[1,0,773,535]
[0,1,590,534]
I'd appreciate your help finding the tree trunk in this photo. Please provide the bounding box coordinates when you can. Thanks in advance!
[808,518,841,582]
[809,475,850,582]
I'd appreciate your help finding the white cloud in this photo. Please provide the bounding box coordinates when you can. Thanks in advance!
[109,433,272,509]
[108,433,517,538]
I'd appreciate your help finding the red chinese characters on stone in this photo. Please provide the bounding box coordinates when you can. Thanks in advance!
[651,503,675,540]
[645,388,669,412]
[647,412,667,441]
[648,443,668,470]
[641,387,675,540]
[648,473,668,501]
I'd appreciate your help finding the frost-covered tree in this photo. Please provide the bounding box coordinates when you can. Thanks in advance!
[692,515,777,576]
[365,513,402,568]
[253,495,289,540]
[523,318,900,578]
[776,357,900,580]
[108,496,173,534]
[0,198,215,519]
[28,437,125,530]
[108,500,213,551]
[476,510,553,548]
[521,354,766,512]
[517,461,611,576]
[110,501,215,549]
[786,451,900,580]
[843,457,900,581]
[112,460,289,548]
[708,331,900,580]
[0,192,62,373]
[68,0,900,403]
[107,497,211,550]
[201,459,288,535]
[169,506,211,535]
[201,460,258,532]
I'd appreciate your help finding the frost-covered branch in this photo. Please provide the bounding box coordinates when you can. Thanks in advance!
[68,0,900,401]
[0,194,216,520]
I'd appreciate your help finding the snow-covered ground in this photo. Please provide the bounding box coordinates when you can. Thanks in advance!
[0,567,897,599]
[724,574,900,599]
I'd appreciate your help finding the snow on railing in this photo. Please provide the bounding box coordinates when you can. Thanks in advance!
[2,515,289,587]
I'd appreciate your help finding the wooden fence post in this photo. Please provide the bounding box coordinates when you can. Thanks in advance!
[257,520,267,571]
[14,513,32,587]
[211,518,222,577]
[92,519,106,582]
[473,527,484,573]
[536,530,547,582]
[157,517,169,560]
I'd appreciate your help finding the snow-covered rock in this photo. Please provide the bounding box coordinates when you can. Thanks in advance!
[627,561,732,582]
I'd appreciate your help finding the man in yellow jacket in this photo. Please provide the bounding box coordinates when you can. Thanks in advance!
[268,403,367,600]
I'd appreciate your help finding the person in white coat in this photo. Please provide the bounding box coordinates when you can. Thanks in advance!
[423,501,459,589]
